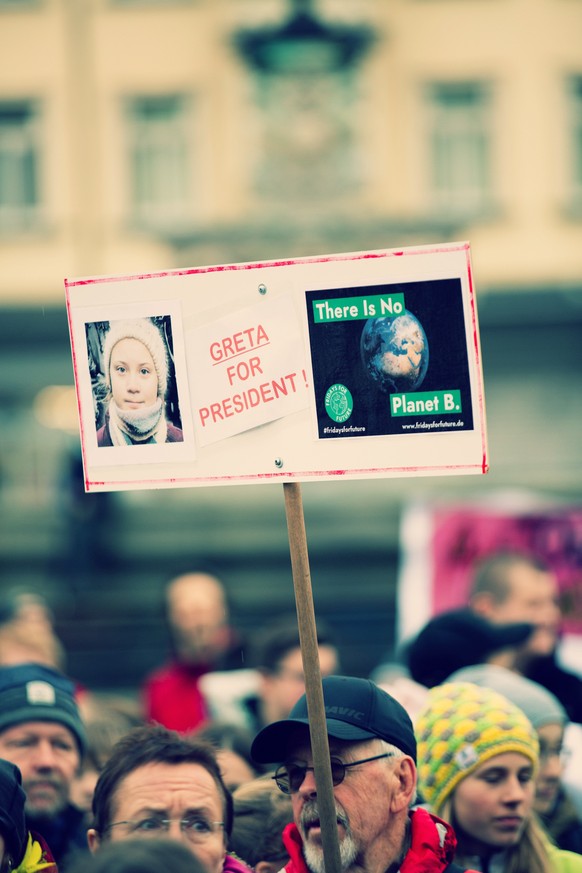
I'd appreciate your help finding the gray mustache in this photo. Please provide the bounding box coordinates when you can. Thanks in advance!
[300,800,349,830]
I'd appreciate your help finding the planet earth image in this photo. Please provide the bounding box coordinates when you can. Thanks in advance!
[360,310,429,393]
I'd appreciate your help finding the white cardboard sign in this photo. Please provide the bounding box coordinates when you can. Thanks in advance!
[188,295,309,447]
[65,241,488,492]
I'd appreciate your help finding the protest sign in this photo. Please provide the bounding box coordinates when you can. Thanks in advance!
[66,241,488,492]
[65,240,489,873]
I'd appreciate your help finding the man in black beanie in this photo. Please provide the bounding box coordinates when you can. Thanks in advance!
[0,663,87,866]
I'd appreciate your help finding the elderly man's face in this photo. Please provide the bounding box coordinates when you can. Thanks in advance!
[0,722,80,818]
[286,738,413,873]
[89,762,226,873]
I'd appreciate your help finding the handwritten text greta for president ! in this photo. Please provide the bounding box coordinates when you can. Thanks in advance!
[198,324,304,427]
[313,293,405,323]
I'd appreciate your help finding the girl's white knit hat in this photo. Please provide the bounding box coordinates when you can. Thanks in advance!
[103,318,169,398]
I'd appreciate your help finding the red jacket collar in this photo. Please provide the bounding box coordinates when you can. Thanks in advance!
[282,807,459,873]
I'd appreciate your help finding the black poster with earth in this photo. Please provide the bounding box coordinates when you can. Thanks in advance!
[305,278,474,439]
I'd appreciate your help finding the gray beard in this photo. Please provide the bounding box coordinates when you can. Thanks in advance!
[303,834,358,873]
[300,801,358,873]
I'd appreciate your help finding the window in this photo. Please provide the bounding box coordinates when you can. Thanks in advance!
[126,94,194,225]
[569,76,582,205]
[427,82,492,216]
[0,101,40,228]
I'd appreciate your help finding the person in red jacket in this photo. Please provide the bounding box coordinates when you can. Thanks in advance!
[251,675,478,873]
[143,571,240,733]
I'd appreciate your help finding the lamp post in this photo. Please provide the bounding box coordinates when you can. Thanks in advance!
[235,0,374,75]
[234,0,375,207]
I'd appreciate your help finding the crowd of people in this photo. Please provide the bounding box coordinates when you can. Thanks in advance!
[0,551,580,872]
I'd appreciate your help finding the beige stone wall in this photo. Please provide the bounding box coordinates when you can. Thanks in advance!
[0,0,580,298]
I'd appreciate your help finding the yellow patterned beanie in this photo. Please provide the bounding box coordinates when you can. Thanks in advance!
[415,681,539,815]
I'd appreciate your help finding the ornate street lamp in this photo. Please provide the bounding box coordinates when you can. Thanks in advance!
[233,0,376,210]
[235,0,374,75]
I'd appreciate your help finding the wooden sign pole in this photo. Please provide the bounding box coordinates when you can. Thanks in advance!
[283,482,342,873]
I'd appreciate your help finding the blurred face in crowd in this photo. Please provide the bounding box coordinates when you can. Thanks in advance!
[473,562,561,658]
[451,752,534,854]
[110,338,158,410]
[215,749,255,794]
[534,722,567,816]
[260,644,339,725]
[70,759,101,820]
[282,737,415,873]
[0,721,80,817]
[88,761,226,873]
[11,593,54,632]
[166,574,230,665]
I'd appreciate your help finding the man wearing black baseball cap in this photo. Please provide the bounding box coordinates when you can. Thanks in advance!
[251,676,476,873]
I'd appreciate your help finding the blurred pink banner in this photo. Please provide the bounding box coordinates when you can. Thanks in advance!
[431,506,582,634]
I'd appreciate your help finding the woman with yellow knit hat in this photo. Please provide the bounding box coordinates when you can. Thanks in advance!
[415,682,582,873]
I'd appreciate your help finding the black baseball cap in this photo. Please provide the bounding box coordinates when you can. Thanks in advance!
[406,608,535,688]
[251,675,416,764]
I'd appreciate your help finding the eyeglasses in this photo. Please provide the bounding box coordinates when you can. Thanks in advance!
[105,816,224,842]
[272,752,393,795]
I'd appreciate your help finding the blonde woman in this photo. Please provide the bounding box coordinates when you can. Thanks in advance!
[415,682,582,873]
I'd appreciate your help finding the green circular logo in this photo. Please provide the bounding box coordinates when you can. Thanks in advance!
[325,383,353,423]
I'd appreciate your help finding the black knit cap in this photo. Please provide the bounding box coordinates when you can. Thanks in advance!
[0,758,27,865]
[0,663,86,755]
[405,608,534,688]
[251,675,416,764]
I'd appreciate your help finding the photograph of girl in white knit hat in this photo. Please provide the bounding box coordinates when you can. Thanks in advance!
[88,315,184,448]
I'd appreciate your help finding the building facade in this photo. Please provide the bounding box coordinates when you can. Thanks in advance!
[0,0,580,686]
